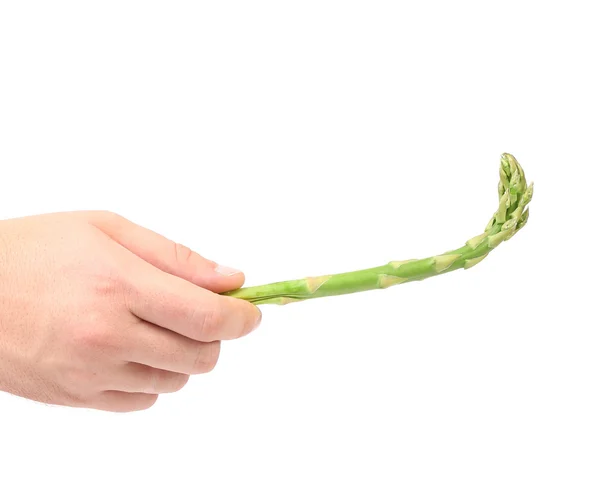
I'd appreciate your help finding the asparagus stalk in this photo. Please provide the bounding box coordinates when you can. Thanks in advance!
[225,153,533,305]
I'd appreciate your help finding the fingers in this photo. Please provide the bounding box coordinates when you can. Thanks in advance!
[127,261,262,342]
[107,363,190,394]
[85,322,222,413]
[90,391,159,413]
[87,211,245,293]
[122,320,221,374]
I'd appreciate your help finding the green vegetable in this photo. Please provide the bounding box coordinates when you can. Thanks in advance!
[225,153,533,305]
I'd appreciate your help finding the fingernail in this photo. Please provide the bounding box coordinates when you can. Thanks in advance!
[252,308,263,331]
[215,264,243,277]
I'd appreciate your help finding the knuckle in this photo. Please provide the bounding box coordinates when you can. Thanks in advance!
[90,392,159,413]
[196,305,225,339]
[173,242,194,266]
[85,210,125,232]
[72,314,124,359]
[145,366,160,394]
[192,341,221,374]
[91,271,122,299]
[62,365,102,393]
[169,373,190,393]
[75,322,113,353]
[146,368,189,394]
[98,210,125,225]
[139,394,159,410]
[116,394,159,413]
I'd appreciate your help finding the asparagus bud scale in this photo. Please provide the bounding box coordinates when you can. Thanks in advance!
[225,153,533,305]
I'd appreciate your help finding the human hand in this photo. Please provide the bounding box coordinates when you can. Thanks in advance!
[0,211,261,412]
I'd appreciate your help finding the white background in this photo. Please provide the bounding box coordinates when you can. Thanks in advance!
[1,1,598,499]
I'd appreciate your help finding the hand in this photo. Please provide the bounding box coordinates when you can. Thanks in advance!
[0,211,261,412]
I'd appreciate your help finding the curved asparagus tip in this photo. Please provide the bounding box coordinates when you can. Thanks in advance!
[225,153,534,305]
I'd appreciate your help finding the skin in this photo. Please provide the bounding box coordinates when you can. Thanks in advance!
[0,211,261,412]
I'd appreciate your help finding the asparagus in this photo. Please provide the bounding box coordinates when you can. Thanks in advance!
[225,153,533,305]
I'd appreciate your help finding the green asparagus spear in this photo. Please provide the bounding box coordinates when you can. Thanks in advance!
[224,153,533,305]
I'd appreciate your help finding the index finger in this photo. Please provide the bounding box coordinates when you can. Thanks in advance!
[125,260,262,342]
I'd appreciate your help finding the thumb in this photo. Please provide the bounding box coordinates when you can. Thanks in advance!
[87,211,245,294]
